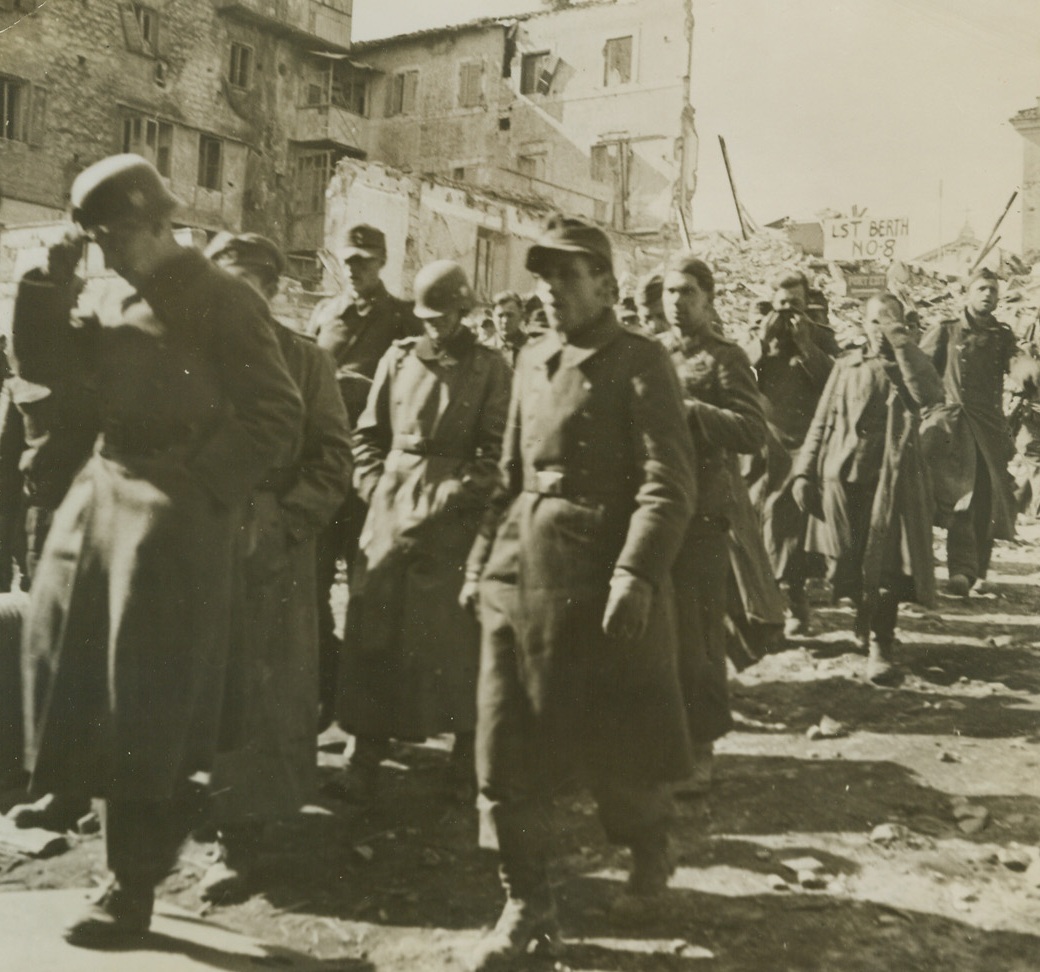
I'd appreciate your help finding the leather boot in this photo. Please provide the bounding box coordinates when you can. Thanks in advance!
[673,743,713,798]
[64,877,154,948]
[332,736,388,804]
[8,792,91,833]
[466,864,562,971]
[866,638,901,687]
[611,830,675,923]
[781,583,813,638]
[199,821,262,903]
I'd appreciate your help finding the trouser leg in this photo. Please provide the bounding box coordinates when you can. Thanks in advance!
[870,589,899,646]
[104,784,202,890]
[947,453,991,584]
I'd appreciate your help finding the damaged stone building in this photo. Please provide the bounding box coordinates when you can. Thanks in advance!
[1,0,696,307]
[1012,96,1040,259]
[0,0,358,284]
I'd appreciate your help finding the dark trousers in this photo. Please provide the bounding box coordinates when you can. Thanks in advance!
[947,452,994,583]
[315,494,367,716]
[104,782,204,889]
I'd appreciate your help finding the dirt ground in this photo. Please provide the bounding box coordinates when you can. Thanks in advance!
[3,524,1040,971]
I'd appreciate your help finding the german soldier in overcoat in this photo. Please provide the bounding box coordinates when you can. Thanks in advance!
[17,156,303,945]
[662,254,767,794]
[308,224,421,724]
[462,217,697,970]
[339,261,510,802]
[202,233,353,900]
[919,268,1020,595]
[792,294,943,683]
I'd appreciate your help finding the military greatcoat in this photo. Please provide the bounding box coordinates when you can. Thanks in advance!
[19,251,303,801]
[919,309,1018,540]
[213,325,352,821]
[668,328,767,743]
[340,327,511,739]
[793,342,943,608]
[473,313,697,793]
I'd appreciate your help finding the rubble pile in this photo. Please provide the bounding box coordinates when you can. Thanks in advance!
[658,228,1040,348]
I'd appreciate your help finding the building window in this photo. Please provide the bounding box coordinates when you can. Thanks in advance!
[385,69,418,117]
[0,76,26,142]
[229,42,253,89]
[604,36,632,86]
[133,3,159,52]
[197,134,223,190]
[520,51,550,95]
[458,61,483,108]
[517,152,546,181]
[295,150,335,215]
[121,113,174,177]
[591,143,622,184]
[331,64,367,116]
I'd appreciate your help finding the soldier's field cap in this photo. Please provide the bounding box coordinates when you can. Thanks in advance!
[413,260,474,319]
[205,231,286,277]
[525,215,613,275]
[340,224,386,261]
[70,153,179,228]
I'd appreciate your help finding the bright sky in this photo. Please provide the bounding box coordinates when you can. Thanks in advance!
[353,0,1040,255]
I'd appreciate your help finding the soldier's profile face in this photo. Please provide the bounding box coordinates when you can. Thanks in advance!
[421,309,463,344]
[639,300,668,335]
[534,253,612,336]
[663,270,713,336]
[86,220,152,280]
[967,278,999,316]
[343,254,383,298]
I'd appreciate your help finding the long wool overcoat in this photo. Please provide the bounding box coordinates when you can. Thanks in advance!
[340,328,511,739]
[212,326,352,821]
[918,310,1018,540]
[473,314,697,793]
[19,251,303,801]
[793,342,943,609]
[668,327,767,744]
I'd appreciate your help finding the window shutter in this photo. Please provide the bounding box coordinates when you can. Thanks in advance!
[384,75,395,116]
[402,71,418,114]
[119,2,144,54]
[28,84,47,146]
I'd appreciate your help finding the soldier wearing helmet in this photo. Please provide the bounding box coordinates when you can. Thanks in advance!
[16,154,303,947]
[336,260,511,805]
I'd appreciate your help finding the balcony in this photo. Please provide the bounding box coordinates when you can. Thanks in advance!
[214,0,352,52]
[294,103,368,154]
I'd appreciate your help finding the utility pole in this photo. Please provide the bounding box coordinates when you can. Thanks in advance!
[718,135,750,241]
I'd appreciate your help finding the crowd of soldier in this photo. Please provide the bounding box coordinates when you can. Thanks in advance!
[0,151,1032,971]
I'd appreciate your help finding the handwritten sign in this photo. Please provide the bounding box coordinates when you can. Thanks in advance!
[823,216,910,261]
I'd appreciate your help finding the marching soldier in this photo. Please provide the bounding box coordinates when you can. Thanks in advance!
[745,268,839,637]
[17,154,302,946]
[920,268,1020,595]
[462,217,697,970]
[489,290,529,367]
[338,261,510,803]
[308,224,420,726]
[662,253,767,793]
[792,294,942,683]
[202,233,353,900]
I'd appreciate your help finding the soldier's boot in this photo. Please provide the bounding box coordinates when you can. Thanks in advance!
[335,735,389,804]
[446,732,477,805]
[611,829,675,924]
[866,638,901,687]
[64,876,154,948]
[781,583,813,638]
[199,821,263,904]
[673,743,713,798]
[467,864,562,971]
[8,792,91,833]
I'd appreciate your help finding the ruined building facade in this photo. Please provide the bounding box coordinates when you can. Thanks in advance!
[1,0,358,282]
[1012,97,1040,258]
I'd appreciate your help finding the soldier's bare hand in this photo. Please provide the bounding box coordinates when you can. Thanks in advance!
[458,577,481,614]
[791,476,821,518]
[602,573,653,641]
[47,230,86,285]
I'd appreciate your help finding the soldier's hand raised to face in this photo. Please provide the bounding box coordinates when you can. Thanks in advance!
[602,573,654,641]
[47,230,86,286]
